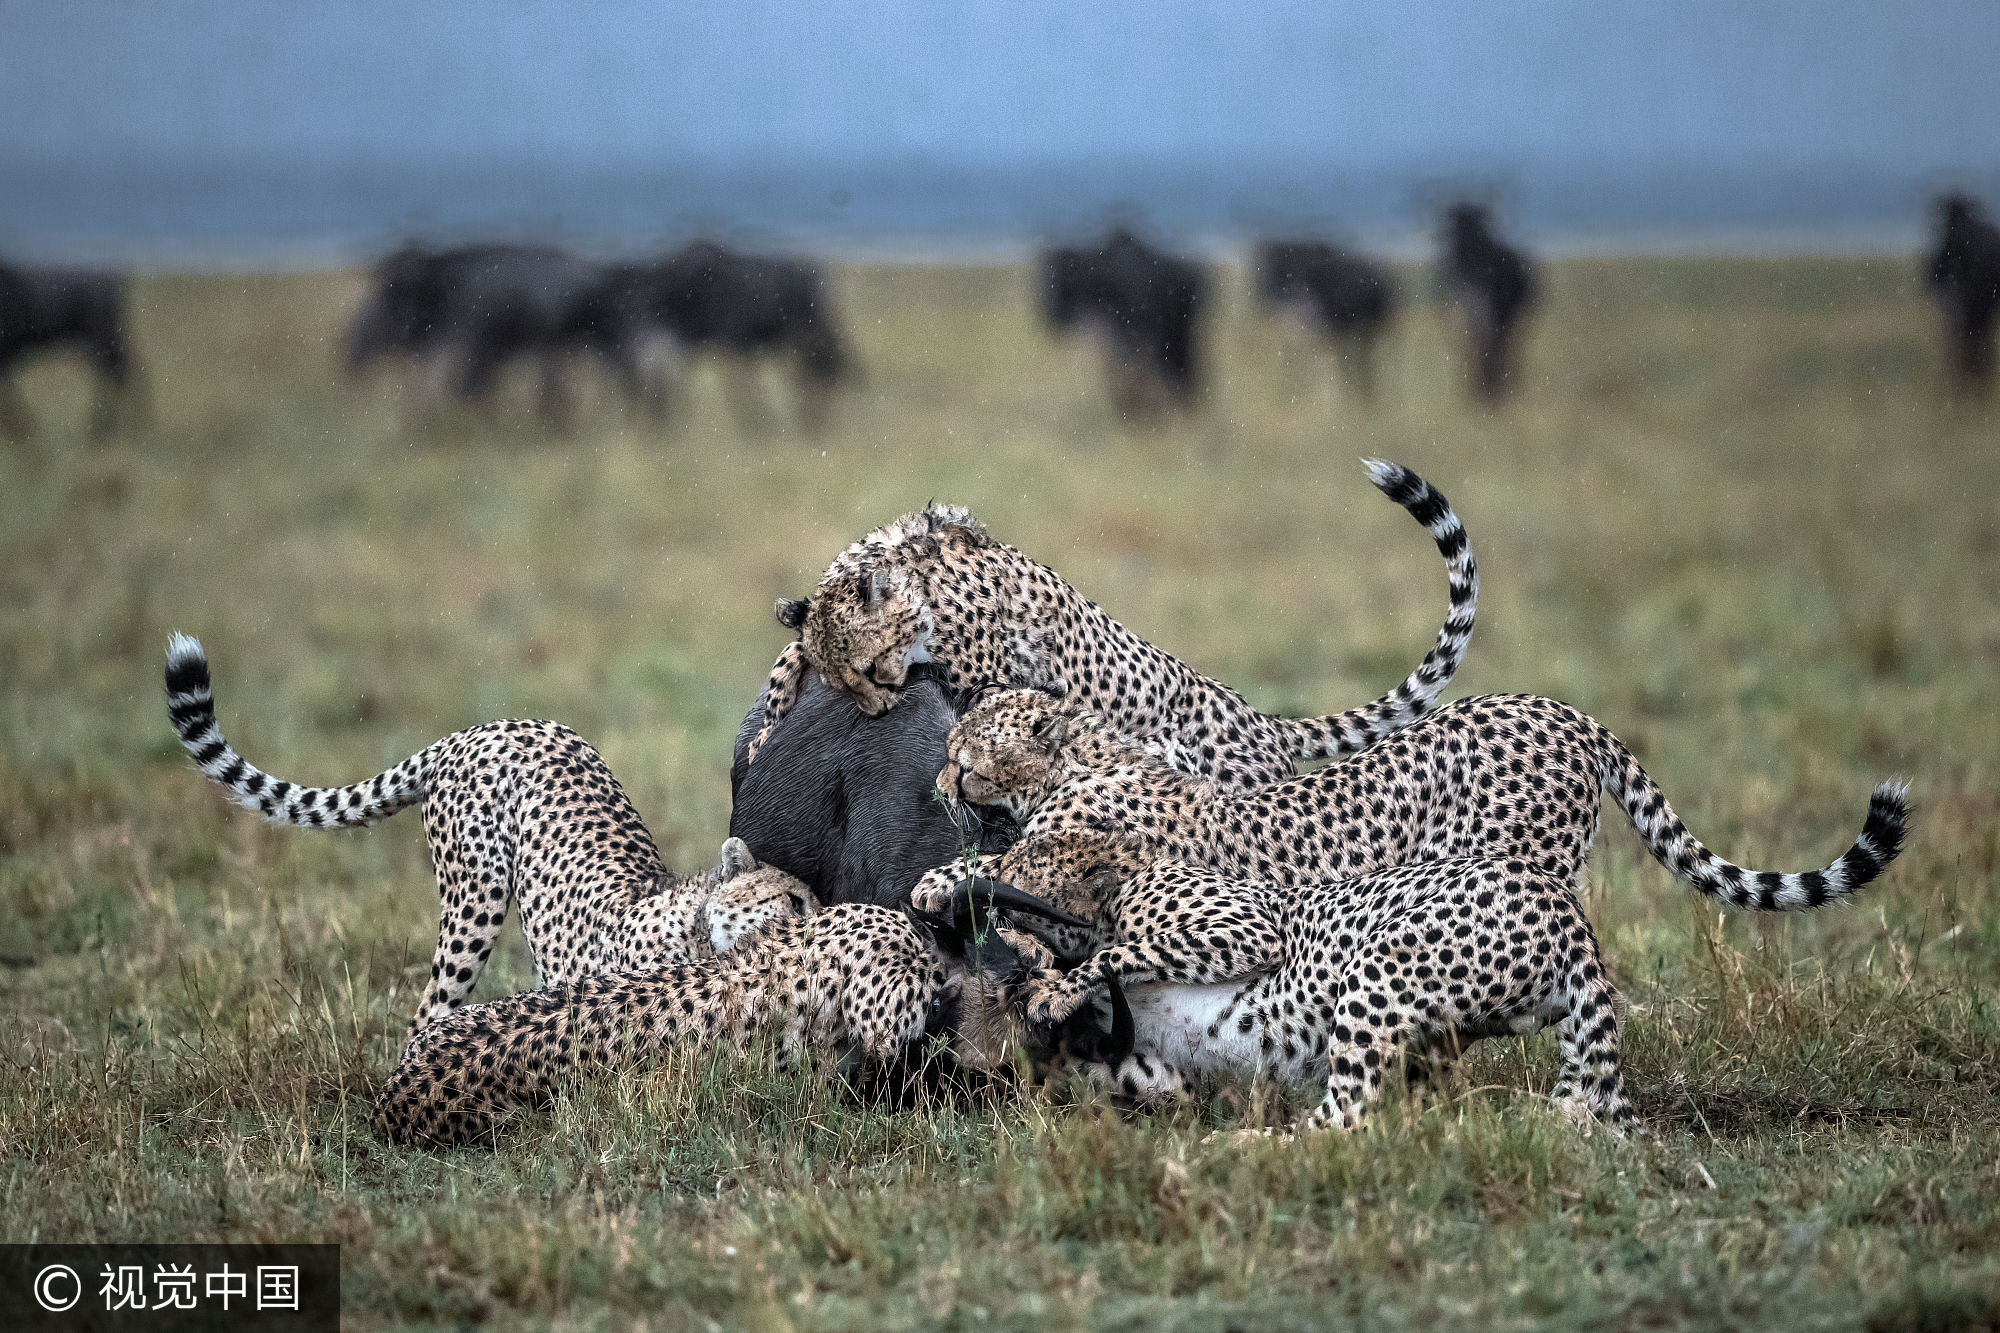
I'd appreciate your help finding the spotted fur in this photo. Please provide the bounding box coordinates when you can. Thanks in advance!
[369,903,1032,1148]
[165,634,817,1036]
[930,690,1910,912]
[749,460,1478,795]
[917,829,1283,993]
[1012,838,1634,1132]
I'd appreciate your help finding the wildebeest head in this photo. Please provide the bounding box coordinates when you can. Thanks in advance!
[345,243,446,375]
[1938,193,1985,233]
[906,875,1100,1077]
[1040,247,1099,332]
[1446,202,1494,249]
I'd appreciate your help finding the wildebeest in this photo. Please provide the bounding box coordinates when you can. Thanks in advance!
[598,240,853,433]
[1439,204,1537,403]
[346,242,632,428]
[1041,228,1206,417]
[1927,193,2000,395]
[1254,239,1397,400]
[0,259,142,439]
[730,662,1017,909]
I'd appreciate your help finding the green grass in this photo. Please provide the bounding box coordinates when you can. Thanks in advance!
[2,255,1998,1331]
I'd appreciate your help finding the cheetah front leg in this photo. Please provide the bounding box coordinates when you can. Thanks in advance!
[908,864,959,914]
[1025,976,1190,1107]
[744,641,810,766]
[1077,1050,1190,1104]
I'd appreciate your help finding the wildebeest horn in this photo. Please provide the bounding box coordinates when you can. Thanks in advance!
[1056,963,1134,1064]
[906,901,1034,984]
[1101,966,1134,1063]
[906,903,965,948]
[949,877,1092,932]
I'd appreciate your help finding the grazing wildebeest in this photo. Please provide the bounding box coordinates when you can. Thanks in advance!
[1254,239,1397,400]
[1927,193,2000,395]
[730,662,1017,909]
[0,259,141,439]
[346,242,633,428]
[1439,204,1537,403]
[1041,228,1206,417]
[599,240,852,433]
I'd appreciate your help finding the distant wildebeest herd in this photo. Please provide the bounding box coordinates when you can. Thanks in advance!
[169,460,1911,1146]
[9,193,1998,441]
[343,239,853,432]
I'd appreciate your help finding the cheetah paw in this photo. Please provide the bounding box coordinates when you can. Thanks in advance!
[1199,1126,1299,1146]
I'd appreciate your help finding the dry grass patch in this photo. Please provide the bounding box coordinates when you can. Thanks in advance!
[0,255,1996,1329]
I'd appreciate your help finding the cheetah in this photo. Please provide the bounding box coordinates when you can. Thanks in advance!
[963,829,1284,992]
[924,690,1909,915]
[370,887,1090,1148]
[1007,838,1637,1132]
[747,459,1478,796]
[164,634,817,1037]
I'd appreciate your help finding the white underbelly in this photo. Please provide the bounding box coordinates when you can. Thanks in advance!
[1125,981,1267,1080]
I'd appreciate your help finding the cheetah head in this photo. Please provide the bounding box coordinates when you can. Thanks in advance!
[789,562,934,717]
[993,829,1153,951]
[937,689,1079,816]
[702,836,818,954]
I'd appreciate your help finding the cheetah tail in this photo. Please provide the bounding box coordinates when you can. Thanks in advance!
[1600,727,1910,910]
[164,632,431,829]
[1283,461,1478,761]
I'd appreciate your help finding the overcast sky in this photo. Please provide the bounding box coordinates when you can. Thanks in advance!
[2,1,1995,254]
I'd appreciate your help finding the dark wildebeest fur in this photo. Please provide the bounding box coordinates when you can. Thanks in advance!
[1927,194,2000,395]
[1254,239,1397,400]
[1041,228,1206,417]
[347,242,634,428]
[0,260,141,439]
[1439,204,1537,403]
[730,663,1017,910]
[598,240,852,432]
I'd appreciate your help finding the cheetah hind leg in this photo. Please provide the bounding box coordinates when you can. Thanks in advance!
[408,801,519,1037]
[1550,981,1638,1136]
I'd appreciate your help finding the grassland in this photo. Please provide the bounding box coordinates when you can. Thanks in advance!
[1,254,1997,1331]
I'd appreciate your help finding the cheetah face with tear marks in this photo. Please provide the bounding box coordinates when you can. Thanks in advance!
[798,565,935,716]
[698,836,821,954]
[936,691,1076,818]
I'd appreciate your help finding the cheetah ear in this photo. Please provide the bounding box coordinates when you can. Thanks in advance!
[1034,713,1069,750]
[866,567,892,606]
[717,836,758,879]
[1079,863,1124,893]
[775,598,809,632]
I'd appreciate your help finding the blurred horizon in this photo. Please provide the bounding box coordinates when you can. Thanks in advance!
[3,0,1997,266]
